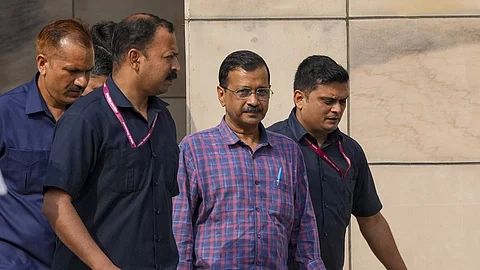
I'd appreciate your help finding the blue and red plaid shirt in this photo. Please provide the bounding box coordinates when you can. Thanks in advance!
[173,118,325,269]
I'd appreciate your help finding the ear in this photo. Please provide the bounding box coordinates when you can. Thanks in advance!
[127,49,142,72]
[294,89,306,110]
[36,54,48,75]
[217,86,226,107]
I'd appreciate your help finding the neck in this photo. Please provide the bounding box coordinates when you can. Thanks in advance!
[312,133,328,147]
[112,71,149,119]
[225,116,261,149]
[37,76,67,121]
[295,109,328,146]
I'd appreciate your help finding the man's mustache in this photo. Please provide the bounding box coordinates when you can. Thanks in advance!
[242,106,263,113]
[166,71,177,81]
[69,86,84,92]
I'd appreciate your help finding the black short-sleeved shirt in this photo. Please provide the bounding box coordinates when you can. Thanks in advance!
[268,109,382,270]
[44,77,180,270]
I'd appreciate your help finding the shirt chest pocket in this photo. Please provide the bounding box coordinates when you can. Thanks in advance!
[267,163,295,227]
[5,148,49,194]
[326,172,356,223]
[103,148,148,193]
[158,143,180,196]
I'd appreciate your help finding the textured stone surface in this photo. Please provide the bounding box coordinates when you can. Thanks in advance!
[350,19,480,162]
[351,165,480,270]
[0,0,72,94]
[350,0,480,16]
[187,0,345,18]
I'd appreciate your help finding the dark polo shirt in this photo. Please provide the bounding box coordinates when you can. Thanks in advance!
[44,76,179,270]
[0,74,56,269]
[268,108,382,270]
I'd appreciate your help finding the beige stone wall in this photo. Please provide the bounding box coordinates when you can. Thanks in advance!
[185,1,480,269]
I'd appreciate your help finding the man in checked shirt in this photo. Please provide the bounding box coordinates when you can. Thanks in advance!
[173,50,325,269]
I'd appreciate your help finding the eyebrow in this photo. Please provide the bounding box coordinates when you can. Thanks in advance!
[63,66,94,73]
[320,95,349,99]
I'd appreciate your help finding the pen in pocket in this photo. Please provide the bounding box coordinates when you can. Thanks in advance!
[276,167,282,186]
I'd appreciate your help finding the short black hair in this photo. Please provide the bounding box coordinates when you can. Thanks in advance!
[293,55,349,94]
[91,21,116,76]
[112,13,174,67]
[218,50,270,88]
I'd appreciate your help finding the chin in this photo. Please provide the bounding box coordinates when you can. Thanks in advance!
[325,126,339,133]
[63,97,79,105]
[154,87,169,96]
[242,116,264,126]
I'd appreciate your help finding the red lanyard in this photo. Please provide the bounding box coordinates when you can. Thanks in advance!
[103,84,158,148]
[304,137,351,178]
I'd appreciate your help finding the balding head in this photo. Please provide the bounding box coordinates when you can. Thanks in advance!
[36,19,92,58]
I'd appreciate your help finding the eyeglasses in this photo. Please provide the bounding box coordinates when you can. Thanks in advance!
[221,86,274,101]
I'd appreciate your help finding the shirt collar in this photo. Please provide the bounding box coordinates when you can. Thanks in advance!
[105,76,168,112]
[287,107,342,144]
[218,117,271,147]
[25,73,49,115]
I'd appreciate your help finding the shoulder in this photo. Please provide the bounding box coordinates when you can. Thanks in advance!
[0,83,28,109]
[63,90,106,120]
[179,127,219,148]
[266,130,303,155]
[267,119,291,136]
[267,129,296,144]
[56,92,106,133]
[340,132,369,160]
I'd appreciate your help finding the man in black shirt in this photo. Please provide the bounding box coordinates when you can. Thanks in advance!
[42,13,181,270]
[269,55,406,270]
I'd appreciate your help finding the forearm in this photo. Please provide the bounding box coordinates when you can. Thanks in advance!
[43,189,117,270]
[357,212,407,270]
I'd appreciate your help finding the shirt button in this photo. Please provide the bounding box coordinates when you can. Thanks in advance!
[256,261,261,266]
[155,208,160,214]
[155,236,161,242]
[257,234,261,239]
[322,176,326,182]
[255,207,260,212]
[152,152,157,158]
[255,180,260,185]
[324,203,328,208]
[324,232,328,237]
[154,181,159,186]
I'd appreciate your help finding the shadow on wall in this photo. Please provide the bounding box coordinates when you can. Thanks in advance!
[350,18,480,68]
[0,0,75,94]
[0,0,49,94]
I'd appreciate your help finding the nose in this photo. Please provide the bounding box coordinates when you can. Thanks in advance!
[246,91,260,106]
[75,73,89,89]
[172,56,181,72]
[331,101,342,113]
